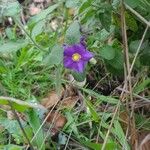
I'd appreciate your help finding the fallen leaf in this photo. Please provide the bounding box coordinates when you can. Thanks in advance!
[58,96,79,109]
[41,91,60,108]
[46,111,67,136]
[62,85,77,98]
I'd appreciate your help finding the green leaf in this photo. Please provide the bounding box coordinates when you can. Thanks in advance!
[0,118,25,144]
[134,78,150,94]
[79,0,93,14]
[113,121,130,150]
[0,40,28,54]
[65,0,79,8]
[1,1,21,17]
[27,109,45,150]
[129,40,148,53]
[0,144,23,150]
[31,20,45,39]
[28,3,60,26]
[98,3,112,31]
[107,48,124,69]
[140,52,150,66]
[99,45,115,60]
[43,45,63,67]
[124,0,140,8]
[0,99,29,112]
[5,27,16,40]
[65,20,81,44]
[83,141,101,150]
[85,99,100,122]
[81,88,119,104]
[83,141,117,150]
[72,71,86,82]
[125,12,138,32]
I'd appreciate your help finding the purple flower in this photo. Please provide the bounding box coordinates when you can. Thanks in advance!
[63,39,93,73]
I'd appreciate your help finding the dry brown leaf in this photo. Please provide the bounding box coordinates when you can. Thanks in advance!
[46,111,67,136]
[62,85,77,98]
[58,96,79,109]
[41,91,60,108]
[119,111,129,131]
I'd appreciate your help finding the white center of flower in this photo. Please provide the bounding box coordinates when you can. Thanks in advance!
[72,53,81,62]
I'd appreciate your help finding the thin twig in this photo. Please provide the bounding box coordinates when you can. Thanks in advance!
[121,1,138,149]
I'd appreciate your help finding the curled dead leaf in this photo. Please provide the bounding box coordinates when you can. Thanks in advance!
[46,111,67,136]
[62,85,77,98]
[41,91,60,109]
[58,96,79,109]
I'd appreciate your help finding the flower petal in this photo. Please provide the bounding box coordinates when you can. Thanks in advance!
[64,45,76,56]
[75,61,86,72]
[72,44,86,53]
[63,56,73,68]
[82,51,93,61]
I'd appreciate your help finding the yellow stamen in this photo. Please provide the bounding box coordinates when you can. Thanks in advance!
[72,53,81,62]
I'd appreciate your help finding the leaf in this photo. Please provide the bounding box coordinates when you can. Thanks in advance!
[28,3,60,26]
[0,118,20,135]
[81,88,119,104]
[113,120,130,150]
[27,109,45,150]
[129,40,148,53]
[65,0,79,8]
[1,1,21,17]
[65,20,81,44]
[134,78,150,94]
[0,40,28,54]
[124,0,140,8]
[72,71,86,82]
[5,27,16,40]
[0,97,45,112]
[0,98,29,112]
[43,45,63,67]
[83,141,101,150]
[98,3,112,31]
[140,51,150,66]
[85,99,100,122]
[58,96,79,109]
[31,20,45,39]
[41,91,60,108]
[0,117,26,144]
[83,141,117,150]
[99,45,115,60]
[0,144,23,150]
[46,111,67,136]
[107,48,124,69]
[125,12,138,32]
[79,0,93,14]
